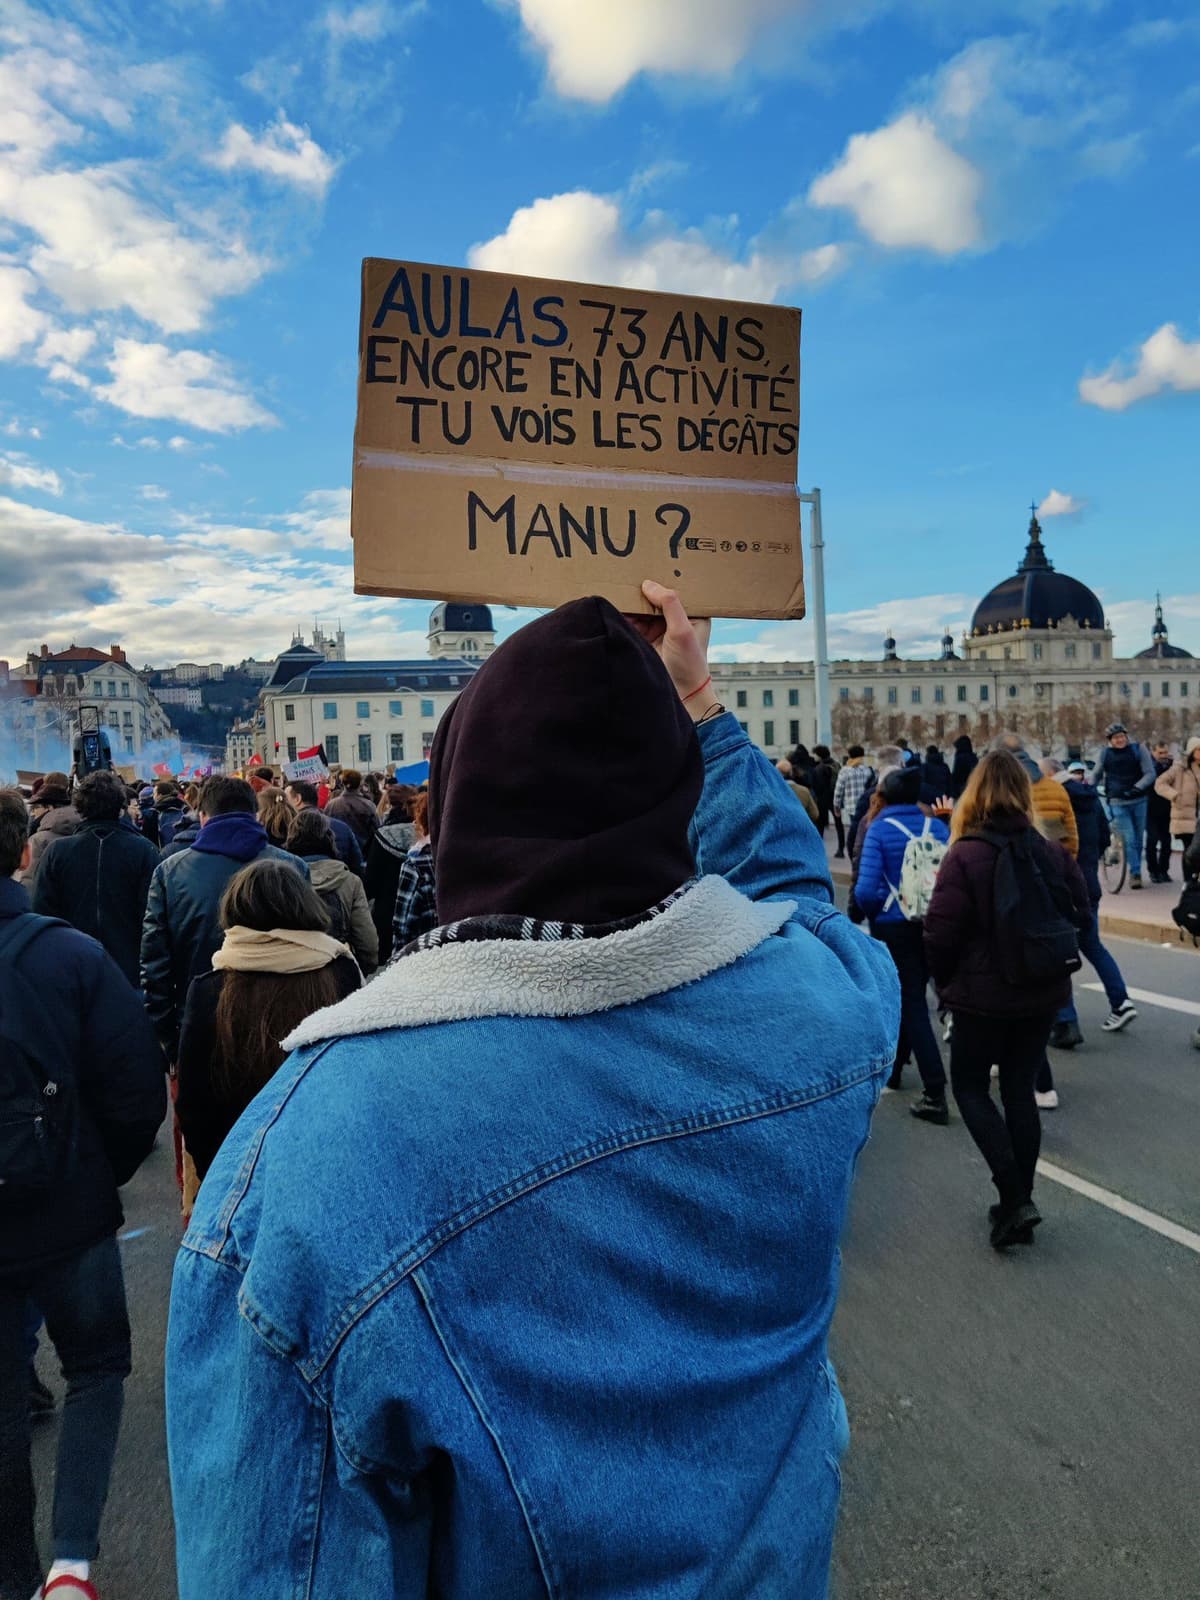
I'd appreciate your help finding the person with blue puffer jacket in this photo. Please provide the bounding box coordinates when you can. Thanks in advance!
[855,766,951,1124]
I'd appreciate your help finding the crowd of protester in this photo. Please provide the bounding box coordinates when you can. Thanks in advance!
[3,606,1199,1599]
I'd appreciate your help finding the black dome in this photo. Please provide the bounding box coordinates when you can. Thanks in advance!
[971,513,1104,635]
[430,602,495,633]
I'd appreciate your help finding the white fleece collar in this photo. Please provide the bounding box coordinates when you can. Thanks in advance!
[284,875,792,1047]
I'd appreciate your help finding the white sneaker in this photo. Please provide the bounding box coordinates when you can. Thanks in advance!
[1101,1001,1138,1032]
[1035,1089,1059,1110]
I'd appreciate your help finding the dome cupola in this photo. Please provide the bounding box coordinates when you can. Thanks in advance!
[970,507,1105,636]
[1134,594,1193,660]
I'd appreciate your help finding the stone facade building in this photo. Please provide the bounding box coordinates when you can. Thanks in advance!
[712,512,1195,759]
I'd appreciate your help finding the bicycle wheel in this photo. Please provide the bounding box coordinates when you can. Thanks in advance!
[1101,832,1126,894]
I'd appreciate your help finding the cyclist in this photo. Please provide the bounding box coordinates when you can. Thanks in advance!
[1093,723,1156,890]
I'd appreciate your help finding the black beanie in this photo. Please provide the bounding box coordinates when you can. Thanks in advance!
[429,596,703,925]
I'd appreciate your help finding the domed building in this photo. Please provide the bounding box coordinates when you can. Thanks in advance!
[710,507,1198,761]
[427,602,497,660]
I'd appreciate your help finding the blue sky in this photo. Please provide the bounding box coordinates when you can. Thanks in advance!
[1,0,1198,670]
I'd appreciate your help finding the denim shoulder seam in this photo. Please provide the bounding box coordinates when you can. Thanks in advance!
[302,1061,886,1380]
[411,1268,557,1599]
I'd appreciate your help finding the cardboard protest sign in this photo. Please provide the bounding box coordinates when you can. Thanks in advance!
[352,259,803,619]
[282,753,329,784]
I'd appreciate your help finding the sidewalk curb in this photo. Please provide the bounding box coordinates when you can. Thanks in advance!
[826,861,1197,954]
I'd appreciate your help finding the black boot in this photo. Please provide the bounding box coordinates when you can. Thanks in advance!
[990,1201,1041,1249]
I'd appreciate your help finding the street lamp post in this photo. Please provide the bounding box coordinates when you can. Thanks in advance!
[799,487,831,749]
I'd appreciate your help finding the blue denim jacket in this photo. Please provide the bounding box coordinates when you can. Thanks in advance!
[167,715,899,1599]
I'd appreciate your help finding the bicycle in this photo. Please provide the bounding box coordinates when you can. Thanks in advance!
[1099,795,1127,894]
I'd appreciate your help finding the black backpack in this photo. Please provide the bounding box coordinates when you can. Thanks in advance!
[1172,880,1200,944]
[315,886,350,947]
[0,915,80,1191]
[976,829,1082,985]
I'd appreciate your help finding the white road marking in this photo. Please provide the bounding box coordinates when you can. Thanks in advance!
[1038,1160,1200,1256]
[1081,983,1200,1018]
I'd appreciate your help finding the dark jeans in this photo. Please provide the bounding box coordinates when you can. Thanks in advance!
[950,1011,1054,1210]
[1057,906,1128,1020]
[833,813,846,854]
[1146,808,1172,877]
[875,921,946,1096]
[0,1236,130,1598]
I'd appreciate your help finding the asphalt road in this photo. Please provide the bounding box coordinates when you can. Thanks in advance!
[29,935,1200,1600]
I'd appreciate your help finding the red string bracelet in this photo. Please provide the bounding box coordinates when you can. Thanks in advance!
[682,674,713,702]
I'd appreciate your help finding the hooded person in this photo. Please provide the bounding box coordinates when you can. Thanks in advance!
[167,585,899,1600]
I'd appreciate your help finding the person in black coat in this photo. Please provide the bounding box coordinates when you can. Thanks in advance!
[0,788,165,1600]
[140,777,308,1063]
[921,745,953,800]
[283,780,365,877]
[808,746,837,835]
[175,861,361,1181]
[32,770,159,989]
[949,734,978,800]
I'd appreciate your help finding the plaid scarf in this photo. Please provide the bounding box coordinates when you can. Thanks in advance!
[397,879,697,958]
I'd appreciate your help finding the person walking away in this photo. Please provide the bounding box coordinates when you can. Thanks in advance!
[949,734,977,800]
[923,751,1088,1247]
[853,767,951,1121]
[31,773,159,992]
[1145,742,1174,884]
[256,788,293,850]
[149,782,188,853]
[809,746,837,836]
[1045,762,1136,1059]
[787,743,817,790]
[167,584,900,1600]
[285,810,378,973]
[284,780,364,877]
[832,745,873,860]
[848,745,904,865]
[325,769,379,855]
[159,809,201,860]
[922,745,953,801]
[0,788,165,1600]
[135,786,157,845]
[141,777,309,1068]
[363,785,418,961]
[1094,723,1155,888]
[25,783,81,882]
[1154,737,1200,862]
[390,792,437,954]
[174,861,361,1187]
[995,736,1080,858]
[774,761,820,824]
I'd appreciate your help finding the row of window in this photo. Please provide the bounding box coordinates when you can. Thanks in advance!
[736,719,805,747]
[284,732,436,765]
[980,642,1106,662]
[733,688,802,709]
[835,685,986,706]
[102,679,132,698]
[283,699,438,722]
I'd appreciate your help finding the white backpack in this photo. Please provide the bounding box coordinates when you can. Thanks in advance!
[883,816,947,921]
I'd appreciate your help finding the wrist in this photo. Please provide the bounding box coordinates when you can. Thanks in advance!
[687,692,723,725]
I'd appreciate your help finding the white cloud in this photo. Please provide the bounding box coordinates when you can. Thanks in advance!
[138,483,169,501]
[93,339,277,433]
[167,435,192,451]
[1037,488,1084,517]
[507,0,799,101]
[0,453,62,496]
[321,2,393,41]
[2,419,41,439]
[0,265,47,360]
[808,112,983,255]
[470,190,845,297]
[0,489,434,666]
[1079,323,1200,412]
[210,114,338,195]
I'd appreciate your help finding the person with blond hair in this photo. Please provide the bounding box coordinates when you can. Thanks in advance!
[923,750,1088,1248]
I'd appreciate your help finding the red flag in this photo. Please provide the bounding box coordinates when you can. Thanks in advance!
[152,763,171,777]
[298,745,322,761]
[247,753,263,767]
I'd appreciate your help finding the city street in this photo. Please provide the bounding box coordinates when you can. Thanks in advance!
[29,935,1199,1600]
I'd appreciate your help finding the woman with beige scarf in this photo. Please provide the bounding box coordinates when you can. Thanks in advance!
[175,859,361,1190]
